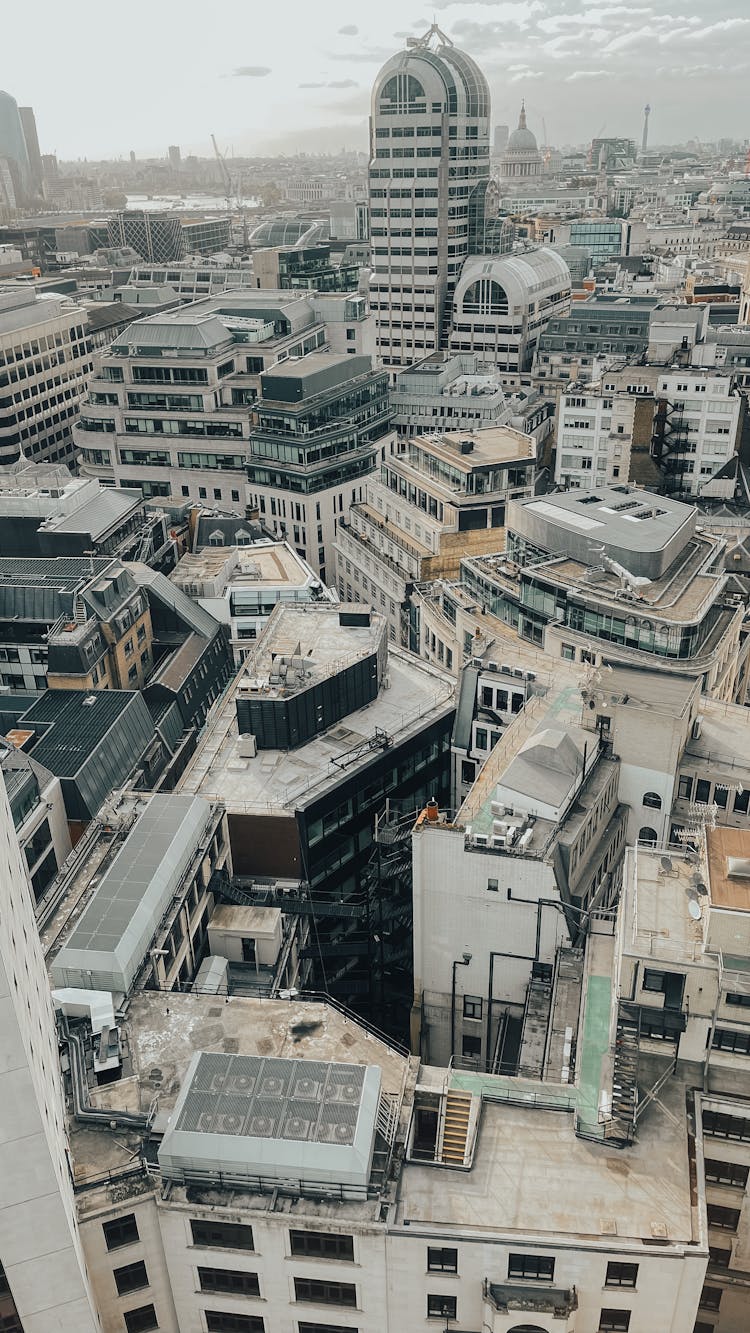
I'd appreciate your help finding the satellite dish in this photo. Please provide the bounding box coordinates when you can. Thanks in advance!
[660,855,673,872]
[688,900,702,920]
[696,882,709,896]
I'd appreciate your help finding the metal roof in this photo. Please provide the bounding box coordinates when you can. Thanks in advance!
[159,1052,381,1193]
[50,792,211,995]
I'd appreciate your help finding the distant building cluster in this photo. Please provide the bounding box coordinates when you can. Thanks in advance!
[1,20,750,1333]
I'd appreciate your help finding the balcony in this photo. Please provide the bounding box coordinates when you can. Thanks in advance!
[484,1279,578,1326]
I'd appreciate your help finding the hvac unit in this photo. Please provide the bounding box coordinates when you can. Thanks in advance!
[239,735,257,758]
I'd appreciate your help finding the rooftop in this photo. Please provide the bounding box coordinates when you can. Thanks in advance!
[69,990,408,1186]
[706,826,750,913]
[397,1053,699,1247]
[411,427,535,472]
[512,487,696,558]
[624,842,707,963]
[171,542,316,594]
[179,644,455,814]
[238,603,383,700]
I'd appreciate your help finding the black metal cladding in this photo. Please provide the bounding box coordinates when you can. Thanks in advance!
[236,653,380,750]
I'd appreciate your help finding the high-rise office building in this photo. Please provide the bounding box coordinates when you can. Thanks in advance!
[0,754,99,1330]
[18,105,43,194]
[0,91,31,203]
[369,23,491,368]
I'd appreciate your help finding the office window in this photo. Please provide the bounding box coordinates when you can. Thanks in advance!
[190,1220,254,1250]
[712,1029,750,1055]
[704,1158,749,1188]
[103,1214,139,1251]
[561,643,575,660]
[598,1311,631,1332]
[707,1204,741,1231]
[462,1034,481,1058]
[294,1279,357,1307]
[708,1245,731,1268]
[114,1261,149,1296]
[703,1110,750,1141]
[699,1287,722,1311]
[124,1307,158,1333]
[198,1268,260,1296]
[427,1248,458,1273]
[695,778,711,804]
[508,1254,555,1282]
[298,1326,358,1333]
[428,1295,457,1319]
[726,992,750,1008]
[605,1262,638,1288]
[205,1315,264,1333]
[463,996,482,1020]
[290,1232,354,1261]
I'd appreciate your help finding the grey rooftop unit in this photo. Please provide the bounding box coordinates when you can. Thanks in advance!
[158,1053,381,1196]
[50,793,211,995]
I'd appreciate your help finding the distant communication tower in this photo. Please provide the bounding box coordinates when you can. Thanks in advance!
[641,104,651,156]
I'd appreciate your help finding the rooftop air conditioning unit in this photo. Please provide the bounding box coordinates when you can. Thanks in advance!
[488,662,499,673]
[471,656,483,667]
[473,833,488,847]
[239,735,257,758]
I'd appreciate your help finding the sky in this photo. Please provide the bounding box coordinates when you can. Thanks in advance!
[2,0,747,161]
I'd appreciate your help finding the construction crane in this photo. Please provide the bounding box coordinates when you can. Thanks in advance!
[210,133,232,210]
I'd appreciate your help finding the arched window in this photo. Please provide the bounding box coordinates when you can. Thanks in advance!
[462,278,509,316]
[379,73,426,113]
[508,1326,549,1333]
[643,792,662,809]
[639,826,658,845]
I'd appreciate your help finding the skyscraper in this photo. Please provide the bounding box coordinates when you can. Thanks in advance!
[19,105,43,194]
[0,754,99,1330]
[0,91,31,202]
[369,23,490,368]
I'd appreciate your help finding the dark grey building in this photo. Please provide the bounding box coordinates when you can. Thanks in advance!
[14,688,159,823]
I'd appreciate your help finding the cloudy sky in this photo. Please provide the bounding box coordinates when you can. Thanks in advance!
[3,0,746,160]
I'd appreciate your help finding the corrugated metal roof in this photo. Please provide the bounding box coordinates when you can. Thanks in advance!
[50,792,211,995]
[21,689,145,777]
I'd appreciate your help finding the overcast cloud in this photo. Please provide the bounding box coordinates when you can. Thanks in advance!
[0,0,743,159]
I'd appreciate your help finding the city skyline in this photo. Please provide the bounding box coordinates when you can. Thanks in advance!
[2,0,747,162]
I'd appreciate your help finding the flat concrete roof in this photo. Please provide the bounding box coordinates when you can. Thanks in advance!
[179,645,455,814]
[625,843,706,961]
[69,990,408,1184]
[171,542,314,591]
[412,427,535,470]
[398,1054,698,1246]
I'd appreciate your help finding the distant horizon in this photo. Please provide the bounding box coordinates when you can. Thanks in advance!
[1,0,746,161]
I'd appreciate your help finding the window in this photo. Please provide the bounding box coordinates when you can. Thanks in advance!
[598,1312,631,1332]
[198,1269,260,1296]
[462,1034,481,1058]
[294,1279,357,1307]
[427,1248,458,1273]
[638,826,658,845]
[677,775,693,799]
[103,1214,139,1251]
[114,1261,149,1296]
[694,1324,716,1333]
[605,1262,638,1288]
[205,1315,265,1333]
[695,779,711,804]
[708,1245,731,1268]
[190,1220,254,1251]
[703,1109,750,1140]
[124,1307,158,1333]
[699,1287,722,1311]
[707,1204,741,1231]
[463,996,482,1020]
[561,643,575,661]
[712,1029,750,1056]
[428,1295,457,1319]
[298,1326,359,1333]
[704,1158,749,1188]
[643,792,662,809]
[487,878,499,892]
[290,1232,354,1262]
[726,992,750,1008]
[508,1254,555,1282]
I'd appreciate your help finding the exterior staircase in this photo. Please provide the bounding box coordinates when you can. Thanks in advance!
[439,1090,473,1165]
[608,1004,640,1143]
